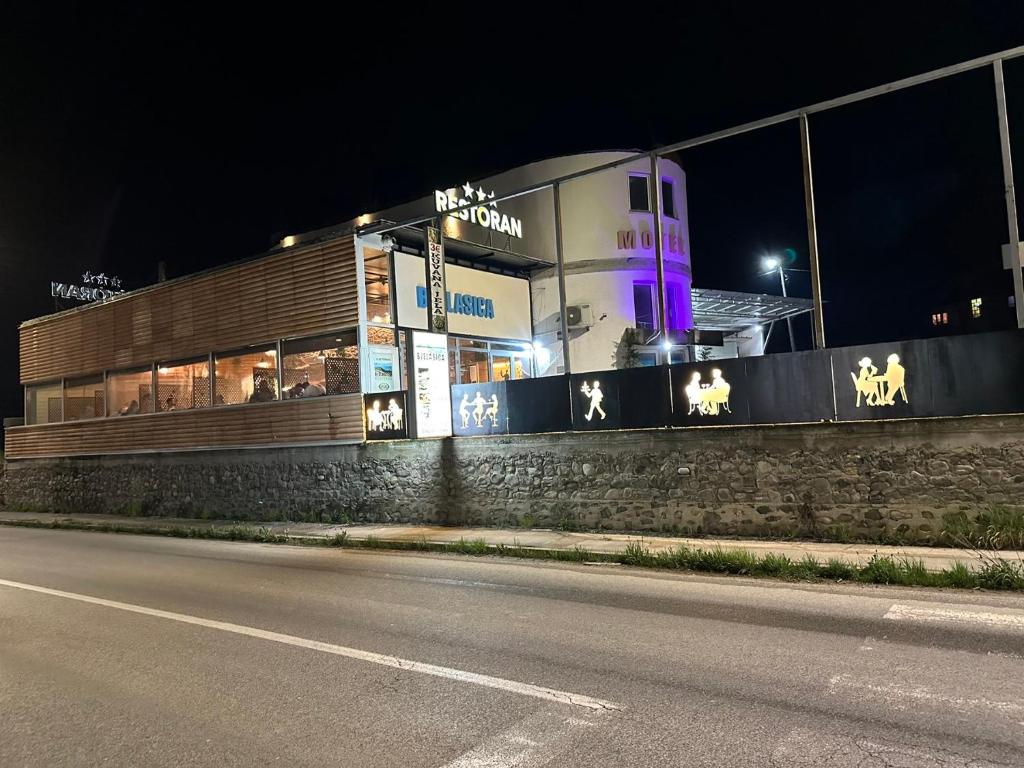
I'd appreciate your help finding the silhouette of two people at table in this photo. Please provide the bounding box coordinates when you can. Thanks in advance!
[366,398,404,432]
[685,368,731,416]
[852,354,908,407]
[459,392,500,429]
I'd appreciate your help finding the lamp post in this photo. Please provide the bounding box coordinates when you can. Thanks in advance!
[763,256,796,352]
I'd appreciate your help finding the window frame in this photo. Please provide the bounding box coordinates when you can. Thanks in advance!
[212,343,281,407]
[661,177,677,219]
[628,173,651,213]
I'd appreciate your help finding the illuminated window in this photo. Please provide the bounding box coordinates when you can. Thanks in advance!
[971,297,982,319]
[64,374,104,421]
[364,246,392,324]
[633,282,657,330]
[458,338,490,384]
[628,174,650,212]
[931,312,949,326]
[214,346,279,405]
[662,179,677,219]
[281,330,359,397]
[107,368,154,416]
[158,357,210,411]
[25,381,63,424]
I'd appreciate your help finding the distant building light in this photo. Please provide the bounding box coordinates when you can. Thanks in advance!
[281,235,297,248]
[971,297,983,319]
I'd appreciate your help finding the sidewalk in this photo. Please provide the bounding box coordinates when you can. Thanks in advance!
[1,509,1019,572]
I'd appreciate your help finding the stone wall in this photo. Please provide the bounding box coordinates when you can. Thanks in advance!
[4,415,1024,543]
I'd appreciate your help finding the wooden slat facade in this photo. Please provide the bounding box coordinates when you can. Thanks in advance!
[18,236,358,383]
[4,395,365,459]
[8,235,366,459]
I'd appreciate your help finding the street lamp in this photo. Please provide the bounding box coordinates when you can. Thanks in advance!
[762,256,796,352]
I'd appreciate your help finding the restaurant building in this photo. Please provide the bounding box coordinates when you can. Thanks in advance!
[6,151,788,458]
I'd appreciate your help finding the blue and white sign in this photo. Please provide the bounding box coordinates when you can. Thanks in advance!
[394,251,532,341]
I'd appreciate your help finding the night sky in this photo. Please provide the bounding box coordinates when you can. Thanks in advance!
[2,4,1024,418]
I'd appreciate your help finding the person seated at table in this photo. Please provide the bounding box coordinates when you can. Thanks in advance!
[119,399,140,416]
[248,379,276,403]
[300,380,326,397]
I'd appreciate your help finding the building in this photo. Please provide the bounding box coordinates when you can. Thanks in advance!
[7,151,802,458]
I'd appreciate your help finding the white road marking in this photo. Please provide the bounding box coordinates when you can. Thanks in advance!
[829,674,1024,717]
[0,577,620,711]
[441,710,598,768]
[884,603,1024,630]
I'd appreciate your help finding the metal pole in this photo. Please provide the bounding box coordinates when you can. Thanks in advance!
[994,59,1024,329]
[552,183,572,375]
[649,154,669,360]
[779,266,796,351]
[799,113,826,348]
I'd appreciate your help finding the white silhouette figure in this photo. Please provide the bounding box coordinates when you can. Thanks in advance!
[459,393,471,428]
[580,380,606,421]
[472,391,486,427]
[366,401,384,432]
[387,398,403,430]
[484,394,500,427]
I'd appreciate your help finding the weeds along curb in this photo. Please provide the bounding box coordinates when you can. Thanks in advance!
[1,517,1022,591]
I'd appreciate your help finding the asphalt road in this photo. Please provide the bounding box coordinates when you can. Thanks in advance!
[1,527,1023,767]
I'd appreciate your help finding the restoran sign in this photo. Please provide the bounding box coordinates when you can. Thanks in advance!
[393,251,532,341]
[435,182,524,239]
[51,271,126,302]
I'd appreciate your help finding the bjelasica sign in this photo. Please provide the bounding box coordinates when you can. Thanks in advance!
[435,182,524,239]
[393,251,532,341]
[51,271,126,302]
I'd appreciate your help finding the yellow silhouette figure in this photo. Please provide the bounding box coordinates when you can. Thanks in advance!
[881,353,908,405]
[685,372,703,415]
[704,368,732,415]
[851,354,908,407]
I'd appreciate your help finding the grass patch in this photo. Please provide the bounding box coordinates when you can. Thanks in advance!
[2,517,1022,591]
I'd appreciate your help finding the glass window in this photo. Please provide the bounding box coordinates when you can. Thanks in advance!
[364,247,392,324]
[628,174,650,212]
[25,381,62,425]
[458,338,490,385]
[214,346,279,405]
[64,374,104,421]
[107,368,154,416]
[281,330,359,397]
[971,297,983,319]
[666,282,682,330]
[158,357,211,411]
[633,282,657,330]
[662,179,676,219]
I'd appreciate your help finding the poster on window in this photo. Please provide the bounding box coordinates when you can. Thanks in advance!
[369,346,399,392]
[411,331,453,438]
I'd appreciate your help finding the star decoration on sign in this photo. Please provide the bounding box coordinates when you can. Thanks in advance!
[476,186,487,201]
[462,182,474,198]
[488,191,497,208]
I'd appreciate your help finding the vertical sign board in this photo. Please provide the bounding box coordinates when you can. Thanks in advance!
[426,226,448,334]
[411,331,453,438]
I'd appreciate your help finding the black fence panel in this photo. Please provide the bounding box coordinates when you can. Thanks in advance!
[364,391,409,440]
[506,375,573,435]
[668,358,749,426]
[570,370,623,430]
[744,349,835,424]
[830,339,933,422]
[451,381,509,436]
[926,330,1024,417]
[617,365,672,429]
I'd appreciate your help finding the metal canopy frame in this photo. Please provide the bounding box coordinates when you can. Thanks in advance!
[357,44,1024,353]
[690,288,814,331]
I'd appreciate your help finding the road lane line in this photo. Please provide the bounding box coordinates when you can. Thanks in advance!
[0,577,620,711]
[441,710,598,768]
[828,674,1024,718]
[884,603,1024,630]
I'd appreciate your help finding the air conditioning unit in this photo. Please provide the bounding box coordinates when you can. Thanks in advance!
[565,304,593,329]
